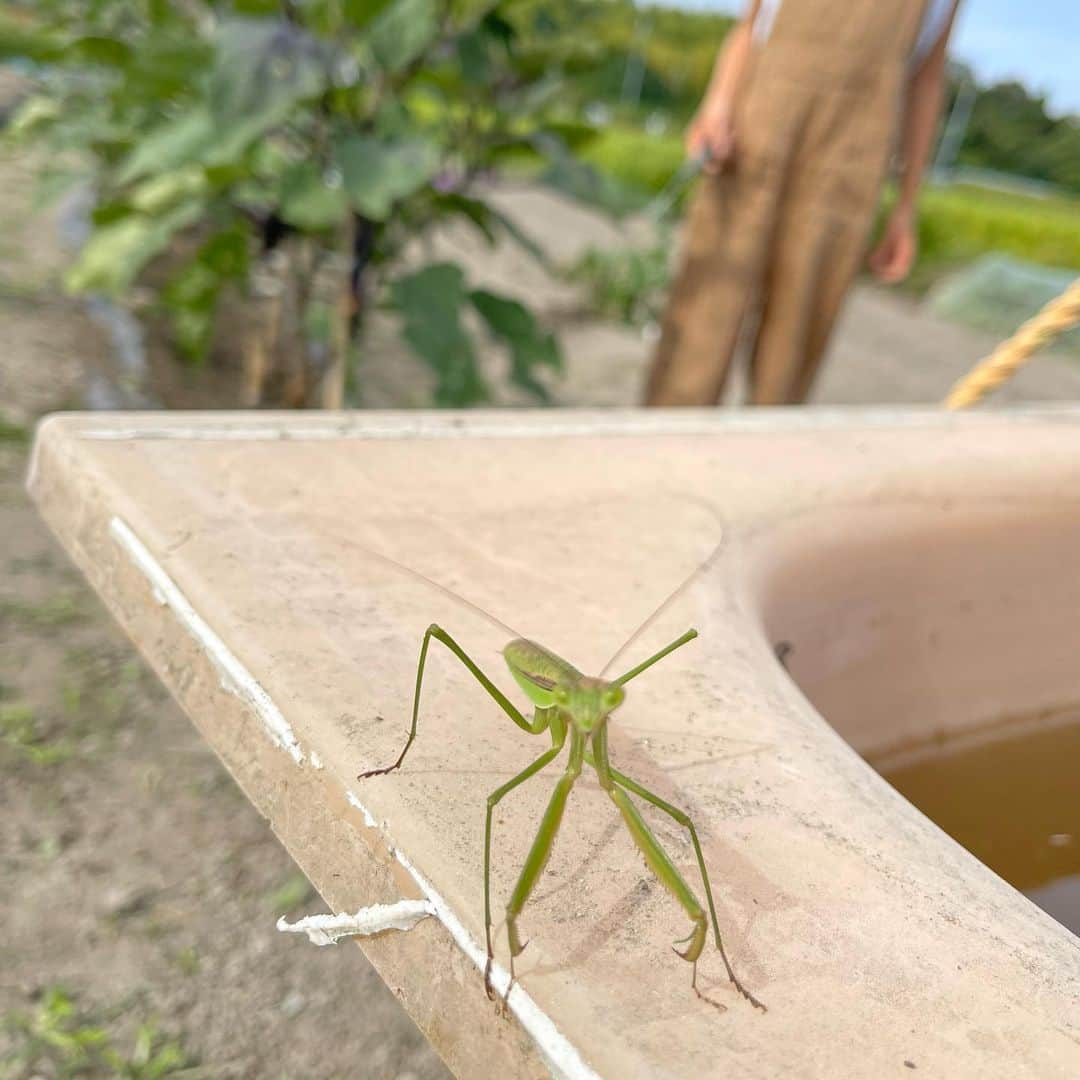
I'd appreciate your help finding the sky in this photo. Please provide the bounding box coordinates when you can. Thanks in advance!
[659,1,1080,116]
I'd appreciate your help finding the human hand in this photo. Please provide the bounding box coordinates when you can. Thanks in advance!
[867,207,917,284]
[685,101,735,173]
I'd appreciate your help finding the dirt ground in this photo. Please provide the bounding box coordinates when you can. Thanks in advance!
[0,157,449,1076]
[3,123,1080,1078]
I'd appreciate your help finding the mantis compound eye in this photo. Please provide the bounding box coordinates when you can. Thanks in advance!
[602,687,625,713]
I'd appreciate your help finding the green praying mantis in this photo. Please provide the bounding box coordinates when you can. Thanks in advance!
[358,608,766,1013]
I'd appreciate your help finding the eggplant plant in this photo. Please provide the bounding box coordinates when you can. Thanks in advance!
[0,0,620,406]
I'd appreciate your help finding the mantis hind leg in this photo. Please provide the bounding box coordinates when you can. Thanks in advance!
[607,768,766,1011]
[601,782,721,1009]
[483,718,567,1000]
[501,727,585,1001]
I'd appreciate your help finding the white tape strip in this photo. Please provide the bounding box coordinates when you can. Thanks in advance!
[277,900,435,945]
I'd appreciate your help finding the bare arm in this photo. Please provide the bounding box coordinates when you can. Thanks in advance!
[868,2,961,283]
[686,1,761,170]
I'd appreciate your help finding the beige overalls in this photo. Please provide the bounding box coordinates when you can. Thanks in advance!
[646,0,928,406]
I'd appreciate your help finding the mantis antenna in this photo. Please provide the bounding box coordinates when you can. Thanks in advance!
[599,530,726,680]
[282,507,726,671]
[276,513,524,641]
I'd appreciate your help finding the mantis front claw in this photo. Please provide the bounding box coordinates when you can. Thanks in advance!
[483,955,514,1017]
[357,763,399,779]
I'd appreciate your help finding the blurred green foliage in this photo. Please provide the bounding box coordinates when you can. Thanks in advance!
[901,184,1080,290]
[0,0,631,405]
[3,0,1078,388]
[563,2,734,119]
[953,75,1080,195]
[566,241,669,328]
[2,986,194,1078]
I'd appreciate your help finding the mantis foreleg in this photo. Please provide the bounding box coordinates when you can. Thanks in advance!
[484,715,567,999]
[607,766,766,1011]
[360,623,549,778]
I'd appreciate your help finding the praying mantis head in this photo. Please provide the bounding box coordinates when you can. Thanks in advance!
[503,638,626,732]
[503,629,699,734]
[552,677,626,733]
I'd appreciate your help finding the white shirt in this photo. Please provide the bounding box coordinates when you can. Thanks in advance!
[753,0,956,64]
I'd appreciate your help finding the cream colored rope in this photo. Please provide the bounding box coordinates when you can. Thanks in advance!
[944,276,1080,409]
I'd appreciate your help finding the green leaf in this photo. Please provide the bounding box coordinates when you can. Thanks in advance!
[0,12,64,63]
[480,10,516,49]
[211,19,321,117]
[64,203,203,296]
[197,226,251,279]
[455,11,517,84]
[161,226,250,363]
[544,119,602,152]
[209,18,330,138]
[470,289,561,402]
[70,35,133,67]
[115,101,278,187]
[368,0,438,73]
[130,167,209,215]
[115,109,216,185]
[485,203,551,269]
[28,100,130,157]
[91,200,135,228]
[391,263,488,406]
[432,192,498,246]
[123,33,214,102]
[337,134,440,220]
[165,278,217,362]
[343,0,396,30]
[4,96,62,141]
[232,0,281,13]
[456,30,491,84]
[278,160,349,230]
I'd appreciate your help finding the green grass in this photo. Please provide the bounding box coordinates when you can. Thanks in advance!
[0,414,30,444]
[908,184,1080,289]
[0,590,91,629]
[580,125,684,199]
[2,986,196,1079]
[565,242,670,327]
[0,640,150,768]
[0,701,72,765]
[579,124,1080,292]
[265,872,314,916]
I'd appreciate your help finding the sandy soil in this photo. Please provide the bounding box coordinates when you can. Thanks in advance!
[3,127,1080,1077]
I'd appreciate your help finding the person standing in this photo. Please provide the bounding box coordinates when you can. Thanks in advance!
[644,0,961,406]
